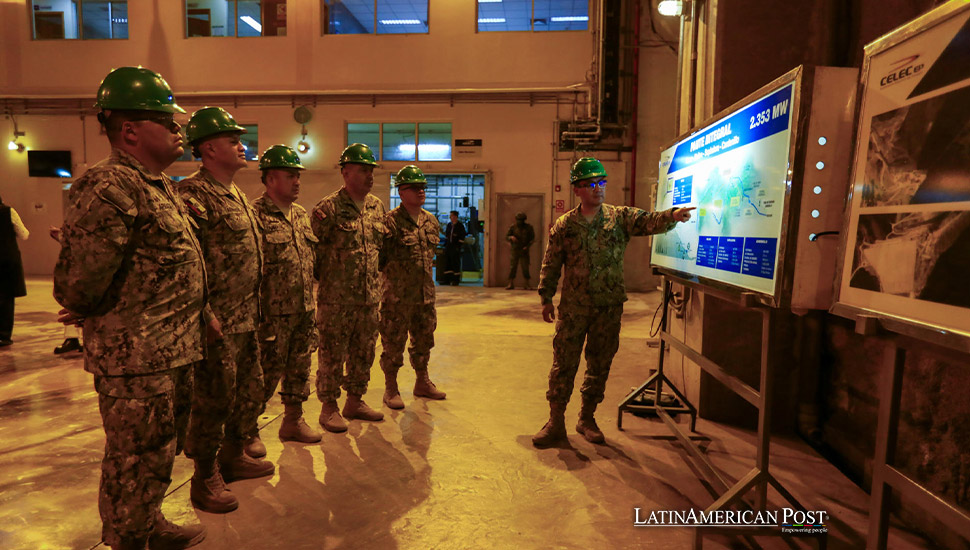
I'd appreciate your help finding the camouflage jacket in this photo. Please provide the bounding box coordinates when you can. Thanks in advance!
[380,207,439,305]
[54,149,207,376]
[252,193,316,316]
[311,188,387,305]
[177,167,262,334]
[506,222,535,254]
[538,204,677,308]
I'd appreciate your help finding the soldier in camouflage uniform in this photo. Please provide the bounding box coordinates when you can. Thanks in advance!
[252,145,322,444]
[178,107,273,514]
[311,143,387,432]
[505,212,536,290]
[53,67,206,550]
[378,165,447,410]
[533,157,694,448]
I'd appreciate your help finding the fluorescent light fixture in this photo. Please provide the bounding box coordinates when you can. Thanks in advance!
[397,144,451,159]
[240,15,261,33]
[379,19,422,25]
[478,0,502,3]
[478,18,506,23]
[658,0,683,16]
[8,140,19,151]
[550,16,589,22]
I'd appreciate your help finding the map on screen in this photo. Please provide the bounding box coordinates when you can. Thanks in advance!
[651,82,795,297]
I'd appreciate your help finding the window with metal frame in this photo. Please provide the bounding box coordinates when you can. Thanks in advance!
[477,0,588,32]
[185,0,287,38]
[30,0,128,40]
[323,0,429,35]
[346,122,452,162]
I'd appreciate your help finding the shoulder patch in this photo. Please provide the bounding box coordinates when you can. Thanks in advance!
[95,182,137,217]
[314,209,327,221]
[183,195,208,219]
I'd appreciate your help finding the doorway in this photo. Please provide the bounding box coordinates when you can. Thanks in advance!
[493,194,544,290]
[389,173,487,286]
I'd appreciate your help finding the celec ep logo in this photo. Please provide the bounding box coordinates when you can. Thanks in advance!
[880,54,924,87]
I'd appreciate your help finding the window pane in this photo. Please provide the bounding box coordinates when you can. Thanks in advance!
[81,1,128,39]
[32,0,79,39]
[534,0,588,31]
[236,0,262,37]
[417,123,451,161]
[186,0,231,37]
[376,0,428,35]
[241,125,258,161]
[347,123,380,158]
[382,123,416,162]
[324,0,374,34]
[477,0,531,32]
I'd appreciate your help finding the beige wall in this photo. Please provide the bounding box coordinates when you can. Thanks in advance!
[1,0,591,94]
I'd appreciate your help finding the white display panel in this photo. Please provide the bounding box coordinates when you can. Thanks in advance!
[833,1,970,338]
[652,82,796,298]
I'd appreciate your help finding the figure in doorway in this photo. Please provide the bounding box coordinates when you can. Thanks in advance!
[442,210,466,286]
[505,212,535,290]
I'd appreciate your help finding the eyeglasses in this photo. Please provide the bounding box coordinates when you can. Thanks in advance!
[577,178,607,189]
[130,114,182,134]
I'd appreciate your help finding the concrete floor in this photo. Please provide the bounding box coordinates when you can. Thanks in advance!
[0,279,933,550]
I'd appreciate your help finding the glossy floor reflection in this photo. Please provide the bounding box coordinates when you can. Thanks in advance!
[0,279,932,550]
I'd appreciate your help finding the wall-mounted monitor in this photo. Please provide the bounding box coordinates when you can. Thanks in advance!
[27,150,73,178]
[651,66,858,310]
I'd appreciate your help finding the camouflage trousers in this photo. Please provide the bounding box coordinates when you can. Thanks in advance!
[508,251,531,280]
[94,365,191,548]
[188,331,263,461]
[259,310,316,407]
[379,301,437,375]
[546,304,623,405]
[315,302,379,402]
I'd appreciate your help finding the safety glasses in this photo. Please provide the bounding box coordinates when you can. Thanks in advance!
[577,178,607,189]
[129,113,182,134]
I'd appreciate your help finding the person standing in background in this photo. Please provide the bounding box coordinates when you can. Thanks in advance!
[0,194,28,348]
[442,210,466,286]
[505,212,535,290]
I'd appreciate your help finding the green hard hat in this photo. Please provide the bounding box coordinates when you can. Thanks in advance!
[569,157,607,184]
[185,107,246,144]
[95,66,185,114]
[339,143,378,166]
[259,145,305,170]
[394,165,427,187]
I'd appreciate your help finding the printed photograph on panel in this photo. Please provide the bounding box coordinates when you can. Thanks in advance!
[863,87,970,207]
[849,211,970,308]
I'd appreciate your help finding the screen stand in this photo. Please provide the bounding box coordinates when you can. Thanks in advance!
[618,277,825,548]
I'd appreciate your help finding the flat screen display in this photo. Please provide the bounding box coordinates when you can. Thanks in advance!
[27,150,73,178]
[651,82,796,297]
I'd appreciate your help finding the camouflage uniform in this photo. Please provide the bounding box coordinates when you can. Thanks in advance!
[379,207,440,376]
[178,167,263,461]
[53,149,206,547]
[538,204,677,404]
[252,193,317,407]
[506,221,536,280]
[311,188,386,402]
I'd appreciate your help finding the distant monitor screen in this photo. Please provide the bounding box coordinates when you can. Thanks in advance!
[651,82,796,297]
[28,150,73,178]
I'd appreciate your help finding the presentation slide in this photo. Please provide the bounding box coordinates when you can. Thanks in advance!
[651,82,795,296]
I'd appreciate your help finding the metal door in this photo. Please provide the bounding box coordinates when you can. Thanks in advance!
[492,193,544,288]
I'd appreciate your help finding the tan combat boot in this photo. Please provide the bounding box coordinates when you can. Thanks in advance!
[148,513,207,549]
[505,280,515,290]
[532,402,568,448]
[189,460,238,514]
[243,435,266,458]
[383,374,405,410]
[343,393,385,421]
[413,370,446,400]
[576,398,605,444]
[319,400,348,433]
[279,402,322,443]
[218,439,275,482]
